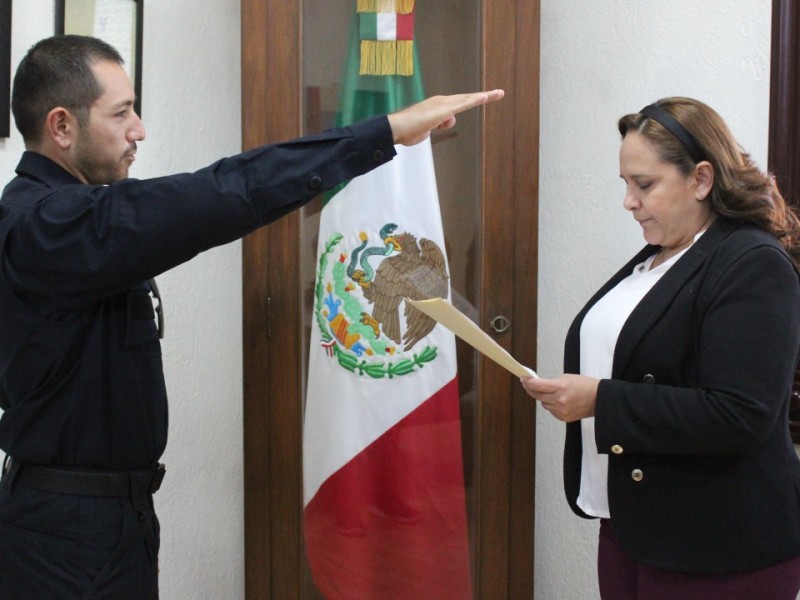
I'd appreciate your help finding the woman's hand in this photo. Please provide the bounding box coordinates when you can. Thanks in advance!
[520,374,600,422]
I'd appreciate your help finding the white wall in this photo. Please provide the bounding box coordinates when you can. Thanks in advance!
[536,1,771,598]
[1,1,773,599]
[142,4,243,598]
[1,2,243,599]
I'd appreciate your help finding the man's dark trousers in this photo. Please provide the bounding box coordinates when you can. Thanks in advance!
[0,460,160,599]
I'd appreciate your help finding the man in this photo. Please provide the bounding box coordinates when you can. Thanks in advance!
[0,34,503,598]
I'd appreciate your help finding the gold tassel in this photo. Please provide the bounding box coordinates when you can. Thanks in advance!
[395,0,414,14]
[356,0,375,13]
[359,40,374,74]
[360,40,414,76]
[358,0,414,15]
[360,40,398,75]
[377,41,397,75]
[396,40,414,75]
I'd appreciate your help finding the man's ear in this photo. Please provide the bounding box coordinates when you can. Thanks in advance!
[44,107,76,150]
[694,161,715,201]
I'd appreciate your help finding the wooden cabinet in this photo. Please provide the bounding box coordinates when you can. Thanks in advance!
[241,1,540,597]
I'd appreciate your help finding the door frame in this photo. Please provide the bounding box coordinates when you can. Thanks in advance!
[241,1,540,597]
[768,0,800,443]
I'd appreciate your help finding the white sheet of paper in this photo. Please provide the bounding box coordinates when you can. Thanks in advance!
[406,297,538,379]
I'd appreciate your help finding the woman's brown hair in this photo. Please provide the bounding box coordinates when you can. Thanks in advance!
[618,97,800,269]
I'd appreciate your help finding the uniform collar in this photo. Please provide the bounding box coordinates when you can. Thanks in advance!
[15,151,84,188]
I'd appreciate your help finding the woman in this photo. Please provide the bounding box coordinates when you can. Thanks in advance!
[523,97,800,599]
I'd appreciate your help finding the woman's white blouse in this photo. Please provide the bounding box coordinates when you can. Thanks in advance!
[577,244,695,518]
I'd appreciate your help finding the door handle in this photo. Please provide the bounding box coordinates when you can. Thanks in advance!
[489,315,511,334]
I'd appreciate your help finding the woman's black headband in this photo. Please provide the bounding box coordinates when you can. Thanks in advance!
[639,103,705,163]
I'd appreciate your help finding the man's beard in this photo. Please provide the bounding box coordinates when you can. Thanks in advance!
[73,130,132,184]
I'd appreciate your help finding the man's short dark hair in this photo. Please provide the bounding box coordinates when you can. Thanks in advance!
[11,35,124,145]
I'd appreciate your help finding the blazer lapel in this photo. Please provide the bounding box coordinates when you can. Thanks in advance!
[564,246,655,373]
[610,219,735,377]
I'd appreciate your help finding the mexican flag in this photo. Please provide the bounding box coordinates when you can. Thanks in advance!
[302,2,473,598]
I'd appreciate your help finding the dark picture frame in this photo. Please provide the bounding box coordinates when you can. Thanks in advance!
[55,0,143,116]
[1,0,11,138]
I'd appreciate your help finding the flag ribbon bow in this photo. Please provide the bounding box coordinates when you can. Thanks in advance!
[358,0,415,76]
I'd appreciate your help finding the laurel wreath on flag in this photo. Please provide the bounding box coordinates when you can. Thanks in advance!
[313,232,438,379]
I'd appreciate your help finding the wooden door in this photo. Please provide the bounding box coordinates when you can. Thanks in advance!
[241,1,540,598]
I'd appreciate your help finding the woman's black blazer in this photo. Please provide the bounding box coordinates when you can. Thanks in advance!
[563,217,800,574]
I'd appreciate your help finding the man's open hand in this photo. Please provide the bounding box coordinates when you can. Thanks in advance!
[387,90,505,146]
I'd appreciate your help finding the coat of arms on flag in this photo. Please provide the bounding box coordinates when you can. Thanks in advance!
[314,223,449,375]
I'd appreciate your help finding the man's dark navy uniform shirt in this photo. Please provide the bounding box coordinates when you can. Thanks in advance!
[0,116,395,470]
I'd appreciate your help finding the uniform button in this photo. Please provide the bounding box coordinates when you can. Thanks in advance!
[611,445,623,455]
[643,374,655,384]
[372,149,386,162]
[308,175,322,190]
[631,469,643,482]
